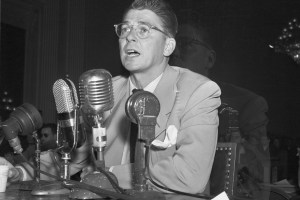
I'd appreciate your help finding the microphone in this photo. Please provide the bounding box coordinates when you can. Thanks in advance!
[0,103,43,154]
[78,69,114,157]
[69,69,116,200]
[52,78,79,180]
[53,78,79,153]
[125,90,160,192]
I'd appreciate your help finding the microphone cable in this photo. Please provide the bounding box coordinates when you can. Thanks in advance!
[17,153,134,200]
[96,162,128,194]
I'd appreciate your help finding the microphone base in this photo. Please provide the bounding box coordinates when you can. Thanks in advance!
[69,171,117,199]
[31,180,70,196]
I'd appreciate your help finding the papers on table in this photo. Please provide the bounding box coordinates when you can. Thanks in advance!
[212,191,230,200]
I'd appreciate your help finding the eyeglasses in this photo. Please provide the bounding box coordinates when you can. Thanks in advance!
[41,134,48,138]
[176,37,212,51]
[114,22,169,39]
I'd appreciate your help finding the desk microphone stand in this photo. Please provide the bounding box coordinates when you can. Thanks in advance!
[125,90,160,193]
[31,130,41,183]
[69,113,120,199]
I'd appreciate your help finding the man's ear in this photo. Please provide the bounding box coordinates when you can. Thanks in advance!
[163,38,176,57]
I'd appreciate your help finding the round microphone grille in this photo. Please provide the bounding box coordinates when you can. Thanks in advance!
[79,69,114,115]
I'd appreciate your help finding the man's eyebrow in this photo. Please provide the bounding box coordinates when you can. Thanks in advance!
[121,21,150,25]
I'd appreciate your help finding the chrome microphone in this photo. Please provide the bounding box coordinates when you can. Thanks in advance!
[78,69,114,163]
[79,69,114,116]
[53,78,79,180]
[69,69,116,200]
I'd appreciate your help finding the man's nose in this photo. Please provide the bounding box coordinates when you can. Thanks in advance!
[126,28,137,42]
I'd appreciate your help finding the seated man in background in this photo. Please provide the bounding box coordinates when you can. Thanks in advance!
[169,10,270,198]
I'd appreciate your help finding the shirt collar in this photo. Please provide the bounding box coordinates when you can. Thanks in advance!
[129,73,163,94]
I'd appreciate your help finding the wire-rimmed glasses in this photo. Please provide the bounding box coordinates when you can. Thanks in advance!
[114,22,169,39]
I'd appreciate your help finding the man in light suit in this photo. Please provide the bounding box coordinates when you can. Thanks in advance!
[101,0,220,193]
[4,0,221,194]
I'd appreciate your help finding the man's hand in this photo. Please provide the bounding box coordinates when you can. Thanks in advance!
[0,157,22,183]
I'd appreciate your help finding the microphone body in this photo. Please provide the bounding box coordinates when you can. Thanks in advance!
[0,103,43,154]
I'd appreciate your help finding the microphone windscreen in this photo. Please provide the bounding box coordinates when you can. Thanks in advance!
[53,78,79,113]
[79,69,114,115]
[13,103,43,135]
[1,103,43,139]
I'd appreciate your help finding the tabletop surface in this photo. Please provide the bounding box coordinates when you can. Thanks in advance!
[2,180,299,200]
[1,181,210,200]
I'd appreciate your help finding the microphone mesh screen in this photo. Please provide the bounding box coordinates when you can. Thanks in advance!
[79,69,114,114]
[67,78,79,105]
[53,79,77,113]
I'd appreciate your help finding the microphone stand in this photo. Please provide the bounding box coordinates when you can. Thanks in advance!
[29,130,60,194]
[58,107,79,182]
[69,113,120,199]
[92,114,106,169]
[133,117,156,192]
[125,90,161,197]
[32,130,41,183]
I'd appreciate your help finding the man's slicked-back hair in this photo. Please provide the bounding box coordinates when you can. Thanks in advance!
[124,0,178,38]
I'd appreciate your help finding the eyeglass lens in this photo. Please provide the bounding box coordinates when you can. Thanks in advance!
[117,24,151,39]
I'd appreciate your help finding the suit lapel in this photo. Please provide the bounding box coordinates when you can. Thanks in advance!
[154,66,179,141]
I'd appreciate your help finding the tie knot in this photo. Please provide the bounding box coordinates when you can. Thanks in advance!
[132,89,143,93]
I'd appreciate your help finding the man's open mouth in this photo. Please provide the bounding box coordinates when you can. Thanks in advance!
[126,49,140,56]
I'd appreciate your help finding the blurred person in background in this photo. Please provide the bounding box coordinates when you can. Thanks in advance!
[40,123,57,151]
[170,9,270,199]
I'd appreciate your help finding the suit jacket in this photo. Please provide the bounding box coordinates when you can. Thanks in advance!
[105,65,221,193]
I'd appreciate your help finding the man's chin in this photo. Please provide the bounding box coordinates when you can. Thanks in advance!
[123,59,142,70]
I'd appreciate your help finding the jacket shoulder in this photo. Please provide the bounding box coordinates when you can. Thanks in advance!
[172,66,219,91]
